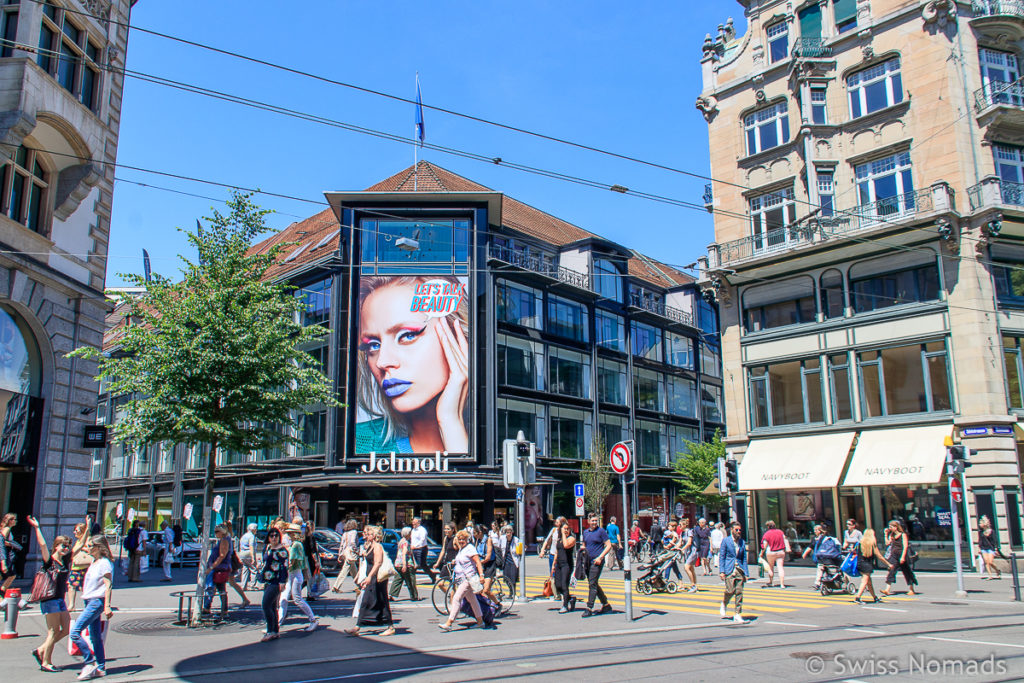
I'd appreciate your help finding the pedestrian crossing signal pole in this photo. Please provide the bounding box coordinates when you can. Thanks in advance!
[945,436,969,598]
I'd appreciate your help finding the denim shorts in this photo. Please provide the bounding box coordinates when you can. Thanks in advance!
[39,598,67,615]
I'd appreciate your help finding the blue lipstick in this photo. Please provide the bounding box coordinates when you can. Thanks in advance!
[381,378,411,398]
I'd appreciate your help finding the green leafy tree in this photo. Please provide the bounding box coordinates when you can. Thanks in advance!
[580,435,613,517]
[71,193,336,622]
[672,429,729,510]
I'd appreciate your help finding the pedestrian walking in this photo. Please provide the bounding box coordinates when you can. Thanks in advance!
[279,524,318,631]
[680,518,701,592]
[159,521,175,582]
[202,524,235,618]
[389,527,419,601]
[473,524,499,606]
[300,523,321,600]
[882,520,918,596]
[124,520,145,582]
[661,520,684,582]
[718,521,750,625]
[237,523,258,589]
[628,519,646,563]
[978,515,1002,580]
[67,516,93,611]
[843,519,863,552]
[710,521,725,571]
[69,535,114,680]
[853,529,892,604]
[27,516,72,672]
[760,520,790,588]
[500,525,521,588]
[433,522,458,580]
[649,518,664,557]
[540,517,563,601]
[438,530,491,631]
[694,518,713,576]
[801,524,842,590]
[331,520,360,592]
[552,517,577,612]
[581,513,613,617]
[259,527,288,642]
[346,525,396,636]
[411,517,435,583]
[0,512,19,593]
[606,516,622,570]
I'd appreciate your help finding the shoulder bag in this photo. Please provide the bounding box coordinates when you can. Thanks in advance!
[376,547,396,581]
[29,565,58,603]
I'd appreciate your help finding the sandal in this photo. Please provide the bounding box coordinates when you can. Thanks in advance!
[343,627,361,637]
[40,664,60,673]
[31,649,42,667]
[380,626,396,636]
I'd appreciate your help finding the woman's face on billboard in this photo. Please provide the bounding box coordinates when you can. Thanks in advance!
[359,281,453,414]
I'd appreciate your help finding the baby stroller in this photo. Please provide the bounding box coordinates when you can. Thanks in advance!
[819,561,856,595]
[634,552,680,595]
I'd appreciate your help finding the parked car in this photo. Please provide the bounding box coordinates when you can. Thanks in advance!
[148,532,202,568]
[311,528,342,574]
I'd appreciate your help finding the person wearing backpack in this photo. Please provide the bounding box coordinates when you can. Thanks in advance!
[802,524,842,590]
[124,521,144,582]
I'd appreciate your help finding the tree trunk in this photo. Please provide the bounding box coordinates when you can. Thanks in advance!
[190,438,217,626]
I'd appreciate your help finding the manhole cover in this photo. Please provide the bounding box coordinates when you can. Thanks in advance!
[790,652,835,661]
[113,613,266,635]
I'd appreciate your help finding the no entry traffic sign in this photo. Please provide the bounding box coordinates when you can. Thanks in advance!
[610,441,632,475]
[950,476,963,503]
[574,496,585,517]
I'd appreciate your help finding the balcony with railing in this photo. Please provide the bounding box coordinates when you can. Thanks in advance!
[487,242,592,292]
[968,175,1024,210]
[792,37,831,59]
[974,81,1024,114]
[627,290,694,327]
[971,0,1024,19]
[708,184,952,269]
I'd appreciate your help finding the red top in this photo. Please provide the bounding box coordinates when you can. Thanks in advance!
[762,528,787,552]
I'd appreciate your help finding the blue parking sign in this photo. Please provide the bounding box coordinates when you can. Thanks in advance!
[574,483,584,497]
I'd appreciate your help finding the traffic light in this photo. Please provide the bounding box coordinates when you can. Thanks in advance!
[725,458,739,493]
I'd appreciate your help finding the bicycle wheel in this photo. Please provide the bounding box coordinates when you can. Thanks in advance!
[431,577,452,616]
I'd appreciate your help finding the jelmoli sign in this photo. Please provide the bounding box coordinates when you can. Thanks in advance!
[359,451,452,474]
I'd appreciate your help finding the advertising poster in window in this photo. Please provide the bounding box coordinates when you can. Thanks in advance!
[786,490,822,521]
[355,275,470,459]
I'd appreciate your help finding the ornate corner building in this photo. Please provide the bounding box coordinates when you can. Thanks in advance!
[0,0,137,569]
[697,0,1024,566]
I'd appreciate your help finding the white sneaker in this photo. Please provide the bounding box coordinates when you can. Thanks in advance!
[720,603,726,618]
[732,614,748,625]
[304,619,318,632]
[77,664,99,680]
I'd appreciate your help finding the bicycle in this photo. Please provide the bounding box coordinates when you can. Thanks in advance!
[432,564,514,617]
[431,564,455,616]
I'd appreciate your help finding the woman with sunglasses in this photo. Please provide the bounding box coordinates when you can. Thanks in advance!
[259,527,288,642]
[27,516,72,672]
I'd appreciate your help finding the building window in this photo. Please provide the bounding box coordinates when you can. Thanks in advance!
[848,57,903,118]
[549,406,591,460]
[595,309,625,352]
[855,152,914,219]
[667,375,698,418]
[547,294,588,342]
[597,358,627,405]
[992,261,1024,302]
[820,269,845,319]
[702,383,724,423]
[668,425,701,463]
[700,343,722,378]
[296,278,330,327]
[698,298,718,336]
[361,218,469,263]
[498,398,545,445]
[748,358,824,428]
[548,346,590,398]
[834,0,858,34]
[298,409,326,456]
[37,2,102,113]
[665,332,694,369]
[2,145,48,234]
[810,86,828,124]
[497,334,544,390]
[857,341,952,417]
[1,3,17,58]
[767,21,789,63]
[749,187,797,252]
[817,171,834,216]
[850,263,939,313]
[1003,336,1024,409]
[630,320,662,361]
[633,368,664,412]
[496,280,543,328]
[744,294,815,332]
[599,414,627,452]
[637,419,668,466]
[593,256,623,302]
[994,144,1024,194]
[829,353,854,421]
[979,48,1022,106]
[744,101,790,156]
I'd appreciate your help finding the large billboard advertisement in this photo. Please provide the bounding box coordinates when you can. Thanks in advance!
[355,275,469,458]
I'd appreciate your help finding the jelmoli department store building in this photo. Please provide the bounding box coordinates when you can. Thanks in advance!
[89,162,724,541]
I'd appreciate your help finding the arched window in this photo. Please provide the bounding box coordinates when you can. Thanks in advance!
[2,145,49,234]
[820,269,846,319]
[0,305,41,397]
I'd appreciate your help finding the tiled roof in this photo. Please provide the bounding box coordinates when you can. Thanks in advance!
[251,208,341,281]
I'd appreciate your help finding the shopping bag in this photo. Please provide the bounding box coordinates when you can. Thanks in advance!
[140,554,149,573]
[313,573,330,597]
[840,552,860,577]
[542,578,554,597]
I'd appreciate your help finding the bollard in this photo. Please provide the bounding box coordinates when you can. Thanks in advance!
[1011,553,1021,602]
[1,588,21,639]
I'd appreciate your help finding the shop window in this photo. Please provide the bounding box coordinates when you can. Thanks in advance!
[666,332,694,369]
[549,406,591,460]
[593,256,624,302]
[857,341,952,418]
[497,334,543,390]
[597,358,627,405]
[701,383,724,424]
[829,353,854,421]
[498,398,545,445]
[546,294,588,342]
[820,269,845,319]
[496,279,543,328]
[297,278,331,327]
[834,0,858,33]
[633,368,664,412]
[850,262,939,313]
[1003,335,1024,409]
[37,2,102,113]
[2,145,49,234]
[667,375,698,418]
[767,21,789,63]
[595,309,625,352]
[848,58,903,118]
[630,321,662,361]
[700,342,722,378]
[548,346,590,398]
[749,187,798,253]
[744,101,790,156]
[748,358,824,428]
[636,419,668,466]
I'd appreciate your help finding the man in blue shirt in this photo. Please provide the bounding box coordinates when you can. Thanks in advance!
[581,514,613,617]
[718,521,751,625]
[606,516,622,570]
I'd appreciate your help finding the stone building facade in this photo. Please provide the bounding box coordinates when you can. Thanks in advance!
[697,0,1024,567]
[0,0,137,573]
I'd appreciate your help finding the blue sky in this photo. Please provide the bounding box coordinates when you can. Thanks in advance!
[107,2,747,286]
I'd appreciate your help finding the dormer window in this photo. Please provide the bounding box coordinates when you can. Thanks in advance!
[593,256,623,302]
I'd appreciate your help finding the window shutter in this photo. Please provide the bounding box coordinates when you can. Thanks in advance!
[833,0,857,24]
[799,4,822,39]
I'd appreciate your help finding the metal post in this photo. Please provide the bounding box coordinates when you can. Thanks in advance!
[517,450,527,601]
[1010,552,1021,602]
[947,462,967,598]
[622,474,632,621]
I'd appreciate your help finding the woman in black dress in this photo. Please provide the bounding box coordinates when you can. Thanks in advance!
[882,520,918,596]
[432,522,458,580]
[260,527,288,642]
[553,516,577,613]
[853,528,892,604]
[345,526,395,637]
